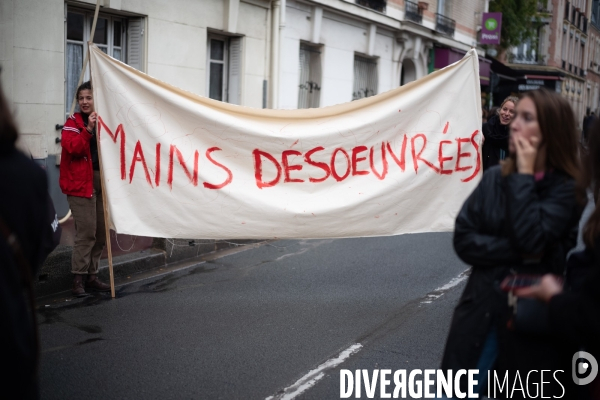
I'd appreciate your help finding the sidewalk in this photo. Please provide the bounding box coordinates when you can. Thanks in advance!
[36,217,263,297]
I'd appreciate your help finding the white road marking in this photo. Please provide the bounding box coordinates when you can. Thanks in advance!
[275,248,309,261]
[434,269,470,291]
[420,268,469,305]
[265,343,363,400]
[265,269,469,399]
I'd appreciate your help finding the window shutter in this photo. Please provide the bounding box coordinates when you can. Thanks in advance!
[353,56,377,100]
[127,18,145,71]
[308,48,321,108]
[298,47,310,108]
[298,44,321,108]
[228,37,242,105]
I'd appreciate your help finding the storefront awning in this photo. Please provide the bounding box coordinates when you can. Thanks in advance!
[434,47,491,85]
[524,74,563,80]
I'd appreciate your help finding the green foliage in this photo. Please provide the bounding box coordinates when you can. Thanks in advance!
[490,0,540,50]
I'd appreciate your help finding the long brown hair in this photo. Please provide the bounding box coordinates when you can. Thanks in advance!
[579,119,600,247]
[501,89,580,179]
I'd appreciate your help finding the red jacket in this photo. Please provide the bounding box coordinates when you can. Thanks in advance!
[59,113,94,198]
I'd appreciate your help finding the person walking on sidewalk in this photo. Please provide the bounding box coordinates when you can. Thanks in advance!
[59,81,110,296]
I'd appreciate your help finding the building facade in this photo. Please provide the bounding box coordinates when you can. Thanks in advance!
[496,0,595,127]
[586,0,600,116]
[1,0,486,217]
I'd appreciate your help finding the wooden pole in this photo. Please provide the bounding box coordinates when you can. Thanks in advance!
[89,44,116,299]
[79,0,117,298]
[69,0,102,115]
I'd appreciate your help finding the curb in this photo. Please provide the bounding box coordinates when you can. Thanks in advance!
[35,238,264,298]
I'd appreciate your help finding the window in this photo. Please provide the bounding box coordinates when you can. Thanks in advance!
[355,0,386,12]
[207,35,242,104]
[298,43,322,109]
[352,55,378,100]
[512,37,537,64]
[66,9,144,115]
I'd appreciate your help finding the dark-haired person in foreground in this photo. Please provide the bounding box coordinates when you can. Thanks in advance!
[0,78,55,398]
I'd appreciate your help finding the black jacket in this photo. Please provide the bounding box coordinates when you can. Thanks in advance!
[548,241,600,399]
[0,148,53,399]
[441,166,580,390]
[550,242,600,356]
[482,115,509,171]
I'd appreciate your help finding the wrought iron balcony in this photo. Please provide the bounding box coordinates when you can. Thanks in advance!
[435,13,455,36]
[299,81,321,93]
[356,0,386,12]
[509,53,543,65]
[405,1,423,24]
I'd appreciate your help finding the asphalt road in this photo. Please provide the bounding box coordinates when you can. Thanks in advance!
[38,232,469,400]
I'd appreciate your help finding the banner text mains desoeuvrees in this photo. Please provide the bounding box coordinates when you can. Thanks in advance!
[98,116,481,191]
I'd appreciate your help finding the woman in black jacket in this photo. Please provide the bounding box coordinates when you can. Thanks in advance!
[440,89,581,397]
[516,121,600,398]
[482,96,518,171]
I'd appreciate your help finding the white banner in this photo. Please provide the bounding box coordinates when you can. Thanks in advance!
[89,45,482,239]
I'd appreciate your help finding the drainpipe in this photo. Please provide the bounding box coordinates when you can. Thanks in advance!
[271,0,281,108]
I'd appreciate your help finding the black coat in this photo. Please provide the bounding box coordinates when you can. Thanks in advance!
[440,166,580,394]
[547,241,600,399]
[550,242,600,358]
[0,148,53,399]
[482,115,510,171]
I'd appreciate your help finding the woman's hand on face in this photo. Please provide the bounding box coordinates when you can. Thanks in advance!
[514,274,563,303]
[515,133,540,175]
[87,111,97,132]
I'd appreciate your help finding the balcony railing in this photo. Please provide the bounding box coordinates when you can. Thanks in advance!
[509,53,542,65]
[356,0,386,12]
[405,0,423,23]
[436,13,456,36]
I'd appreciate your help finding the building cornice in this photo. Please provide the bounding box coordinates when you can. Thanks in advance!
[506,63,585,82]
[300,0,484,56]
